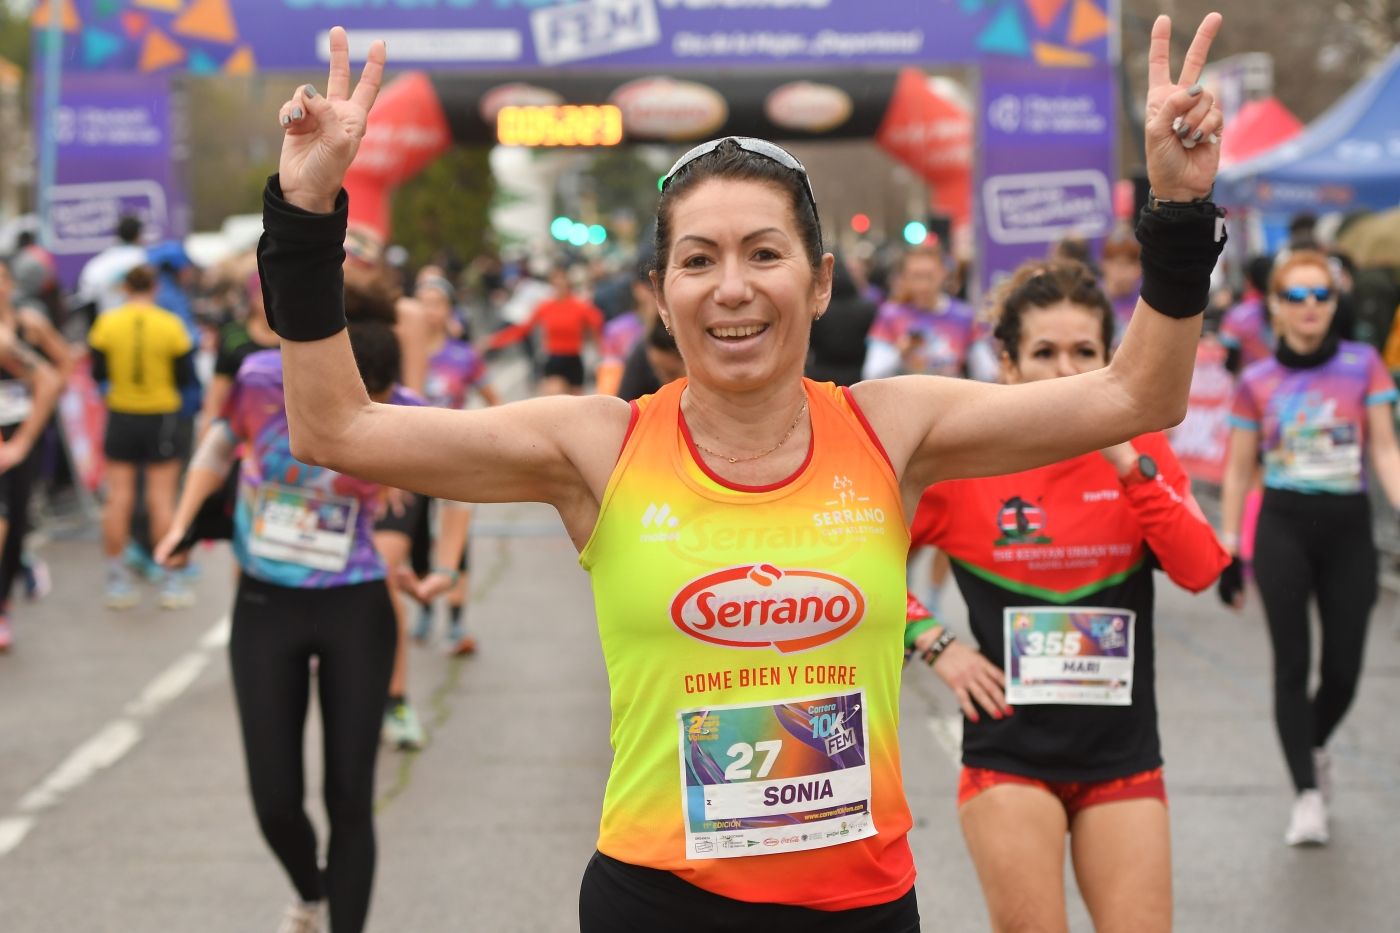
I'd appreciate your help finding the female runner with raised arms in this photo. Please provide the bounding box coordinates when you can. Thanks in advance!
[905,260,1229,933]
[262,15,1225,929]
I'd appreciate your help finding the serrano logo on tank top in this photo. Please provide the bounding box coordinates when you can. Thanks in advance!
[670,563,865,653]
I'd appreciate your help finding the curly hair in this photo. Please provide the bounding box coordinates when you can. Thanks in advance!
[989,259,1115,362]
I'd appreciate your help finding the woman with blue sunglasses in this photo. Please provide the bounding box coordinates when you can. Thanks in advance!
[257,15,1225,931]
[1219,249,1400,847]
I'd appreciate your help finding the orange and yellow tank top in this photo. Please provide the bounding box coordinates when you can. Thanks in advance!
[580,378,914,910]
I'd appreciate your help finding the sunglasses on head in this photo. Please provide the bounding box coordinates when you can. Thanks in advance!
[1277,286,1334,304]
[662,136,822,249]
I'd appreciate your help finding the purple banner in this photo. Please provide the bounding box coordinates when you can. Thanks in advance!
[33,74,186,289]
[976,62,1117,293]
[42,1,1112,73]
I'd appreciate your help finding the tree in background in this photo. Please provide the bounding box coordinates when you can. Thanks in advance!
[390,147,495,271]
[1119,0,1400,172]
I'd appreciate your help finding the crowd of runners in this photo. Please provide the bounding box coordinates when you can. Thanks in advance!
[3,9,1400,932]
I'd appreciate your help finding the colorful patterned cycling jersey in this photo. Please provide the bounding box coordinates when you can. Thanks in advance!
[1218,295,1274,369]
[580,378,915,911]
[424,338,486,410]
[1230,340,1397,495]
[601,311,644,365]
[910,433,1228,781]
[867,298,977,377]
[223,349,420,588]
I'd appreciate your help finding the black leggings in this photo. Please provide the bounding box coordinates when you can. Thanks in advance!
[0,423,35,605]
[1253,490,1377,792]
[229,574,397,933]
[579,851,920,933]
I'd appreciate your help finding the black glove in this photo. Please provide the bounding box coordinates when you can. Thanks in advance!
[1217,555,1245,605]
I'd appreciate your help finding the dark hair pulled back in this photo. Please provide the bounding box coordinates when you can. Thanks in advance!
[990,259,1115,361]
[347,319,401,397]
[653,139,823,280]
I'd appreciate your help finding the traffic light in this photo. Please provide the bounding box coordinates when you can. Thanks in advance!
[550,216,573,240]
[587,224,608,245]
[902,221,928,246]
[850,213,871,235]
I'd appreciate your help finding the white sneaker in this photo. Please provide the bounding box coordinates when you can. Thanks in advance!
[276,902,322,933]
[1284,790,1329,846]
[1313,747,1333,803]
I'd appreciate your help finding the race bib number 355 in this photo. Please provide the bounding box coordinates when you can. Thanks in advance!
[1004,607,1135,706]
[678,691,874,860]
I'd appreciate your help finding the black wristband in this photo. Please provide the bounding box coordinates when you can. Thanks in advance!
[257,174,350,342]
[1136,200,1228,319]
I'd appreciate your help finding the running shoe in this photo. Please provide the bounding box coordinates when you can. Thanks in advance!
[411,604,433,643]
[123,542,164,584]
[1313,748,1333,803]
[158,571,196,610]
[0,615,11,652]
[105,573,140,610]
[449,633,478,656]
[1284,790,1329,846]
[276,902,322,933]
[383,701,425,751]
[21,555,50,602]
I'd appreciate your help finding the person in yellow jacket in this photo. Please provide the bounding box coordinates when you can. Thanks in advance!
[88,264,198,610]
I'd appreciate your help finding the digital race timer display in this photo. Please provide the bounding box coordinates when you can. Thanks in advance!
[496,105,624,147]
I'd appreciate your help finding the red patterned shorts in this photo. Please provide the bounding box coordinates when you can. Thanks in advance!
[958,766,1166,818]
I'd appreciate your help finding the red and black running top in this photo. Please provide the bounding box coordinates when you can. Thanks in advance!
[911,432,1229,782]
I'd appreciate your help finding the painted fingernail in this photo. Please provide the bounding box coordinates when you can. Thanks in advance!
[304,84,317,98]
[292,106,304,120]
[1171,116,1183,132]
[1188,82,1204,96]
[1176,123,1191,138]
[280,113,290,126]
[1193,129,1204,141]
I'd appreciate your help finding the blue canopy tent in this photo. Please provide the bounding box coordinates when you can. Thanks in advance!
[1218,49,1400,214]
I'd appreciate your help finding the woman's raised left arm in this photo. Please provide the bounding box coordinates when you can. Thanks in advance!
[857,13,1226,495]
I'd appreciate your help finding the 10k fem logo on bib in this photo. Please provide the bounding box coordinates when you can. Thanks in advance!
[670,564,866,654]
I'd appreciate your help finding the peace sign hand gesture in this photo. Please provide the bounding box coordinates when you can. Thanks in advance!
[1144,13,1224,203]
[276,26,385,214]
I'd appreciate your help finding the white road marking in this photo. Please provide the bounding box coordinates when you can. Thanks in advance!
[18,719,142,813]
[125,652,209,718]
[0,616,230,859]
[0,818,33,858]
[927,714,964,764]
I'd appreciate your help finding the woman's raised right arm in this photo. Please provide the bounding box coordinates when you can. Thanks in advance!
[261,28,627,533]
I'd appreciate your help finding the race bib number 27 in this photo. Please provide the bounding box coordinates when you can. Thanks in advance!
[678,691,874,860]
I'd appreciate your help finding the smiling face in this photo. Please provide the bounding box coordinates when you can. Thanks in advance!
[1269,259,1336,348]
[655,178,832,393]
[1002,301,1108,384]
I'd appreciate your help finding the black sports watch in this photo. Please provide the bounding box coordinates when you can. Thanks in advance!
[1124,454,1159,486]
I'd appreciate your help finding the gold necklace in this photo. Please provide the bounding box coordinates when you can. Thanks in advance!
[692,398,809,464]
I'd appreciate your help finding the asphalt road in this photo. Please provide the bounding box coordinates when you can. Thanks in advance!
[0,497,1396,932]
